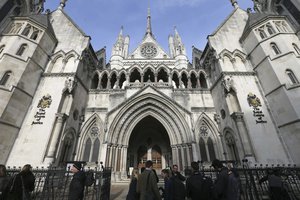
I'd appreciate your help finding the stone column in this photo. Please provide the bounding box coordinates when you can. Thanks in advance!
[171,145,177,167]
[121,145,128,179]
[196,76,200,88]
[105,145,111,167]
[191,142,199,161]
[180,145,186,170]
[141,73,144,84]
[184,144,191,166]
[44,113,67,165]
[168,73,172,85]
[205,143,211,162]
[187,76,191,89]
[107,76,111,89]
[231,112,255,161]
[154,73,158,83]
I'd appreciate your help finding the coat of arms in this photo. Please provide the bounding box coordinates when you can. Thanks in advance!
[37,94,52,109]
[247,93,261,108]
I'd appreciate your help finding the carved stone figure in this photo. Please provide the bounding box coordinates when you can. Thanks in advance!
[247,92,262,108]
[64,77,76,93]
[222,75,234,93]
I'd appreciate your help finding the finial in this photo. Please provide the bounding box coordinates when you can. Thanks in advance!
[119,26,124,36]
[59,0,67,9]
[174,26,178,35]
[146,7,152,36]
[230,0,239,9]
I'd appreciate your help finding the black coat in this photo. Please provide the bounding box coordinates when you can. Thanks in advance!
[7,172,35,200]
[0,176,11,200]
[126,177,138,200]
[68,171,86,200]
[186,171,213,200]
[214,167,229,200]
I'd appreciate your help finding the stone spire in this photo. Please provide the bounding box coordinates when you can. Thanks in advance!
[59,0,67,9]
[146,7,153,36]
[230,0,239,9]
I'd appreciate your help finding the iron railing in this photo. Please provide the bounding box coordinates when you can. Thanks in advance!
[6,167,111,200]
[184,164,300,200]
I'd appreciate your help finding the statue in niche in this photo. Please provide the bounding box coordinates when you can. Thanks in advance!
[222,75,234,94]
[121,80,128,89]
[172,80,177,89]
[63,77,76,93]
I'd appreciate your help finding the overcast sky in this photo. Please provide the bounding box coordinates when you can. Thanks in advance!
[44,0,253,61]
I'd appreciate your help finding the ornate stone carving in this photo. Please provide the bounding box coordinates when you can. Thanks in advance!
[247,93,261,108]
[63,77,77,93]
[222,75,234,94]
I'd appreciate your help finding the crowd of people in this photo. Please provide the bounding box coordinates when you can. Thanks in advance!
[0,159,292,200]
[126,159,291,200]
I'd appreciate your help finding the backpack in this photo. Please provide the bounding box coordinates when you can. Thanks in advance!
[85,171,95,186]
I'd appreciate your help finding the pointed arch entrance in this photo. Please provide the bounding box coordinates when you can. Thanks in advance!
[127,116,171,174]
[104,90,193,180]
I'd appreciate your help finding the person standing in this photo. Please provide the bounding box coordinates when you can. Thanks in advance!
[211,159,228,200]
[161,169,172,200]
[186,161,213,200]
[0,165,10,200]
[172,164,185,182]
[68,162,86,200]
[126,168,139,200]
[137,160,161,200]
[7,164,35,200]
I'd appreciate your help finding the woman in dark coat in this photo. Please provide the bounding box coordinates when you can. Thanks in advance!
[126,168,139,200]
[0,165,10,200]
[7,164,35,200]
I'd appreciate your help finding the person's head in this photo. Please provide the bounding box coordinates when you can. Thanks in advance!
[21,164,32,173]
[161,169,171,179]
[71,161,82,173]
[0,164,7,177]
[131,168,139,180]
[211,159,223,170]
[191,161,199,172]
[172,164,179,172]
[145,160,153,169]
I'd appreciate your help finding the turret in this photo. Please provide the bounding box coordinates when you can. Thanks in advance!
[110,26,125,69]
[172,27,188,69]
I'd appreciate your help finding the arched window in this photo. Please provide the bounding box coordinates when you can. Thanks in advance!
[190,73,197,88]
[30,29,39,40]
[172,73,179,89]
[119,73,126,89]
[0,71,12,86]
[157,68,168,82]
[21,24,31,36]
[199,73,207,88]
[0,45,4,55]
[286,69,299,85]
[110,73,117,89]
[207,137,216,161]
[16,44,28,56]
[91,139,100,162]
[267,24,275,35]
[259,29,267,39]
[199,138,208,162]
[143,68,154,82]
[91,74,99,89]
[181,73,188,88]
[292,43,300,55]
[130,68,141,82]
[83,138,92,161]
[100,73,108,89]
[270,43,281,55]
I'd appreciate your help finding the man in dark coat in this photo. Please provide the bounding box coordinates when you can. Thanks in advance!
[137,160,161,200]
[186,161,213,200]
[172,164,186,182]
[68,162,86,200]
[212,159,229,200]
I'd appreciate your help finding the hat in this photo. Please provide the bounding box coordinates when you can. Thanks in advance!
[73,162,82,170]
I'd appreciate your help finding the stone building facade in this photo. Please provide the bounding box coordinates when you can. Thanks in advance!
[0,0,300,181]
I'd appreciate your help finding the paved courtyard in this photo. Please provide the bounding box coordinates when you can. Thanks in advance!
[110,183,129,200]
